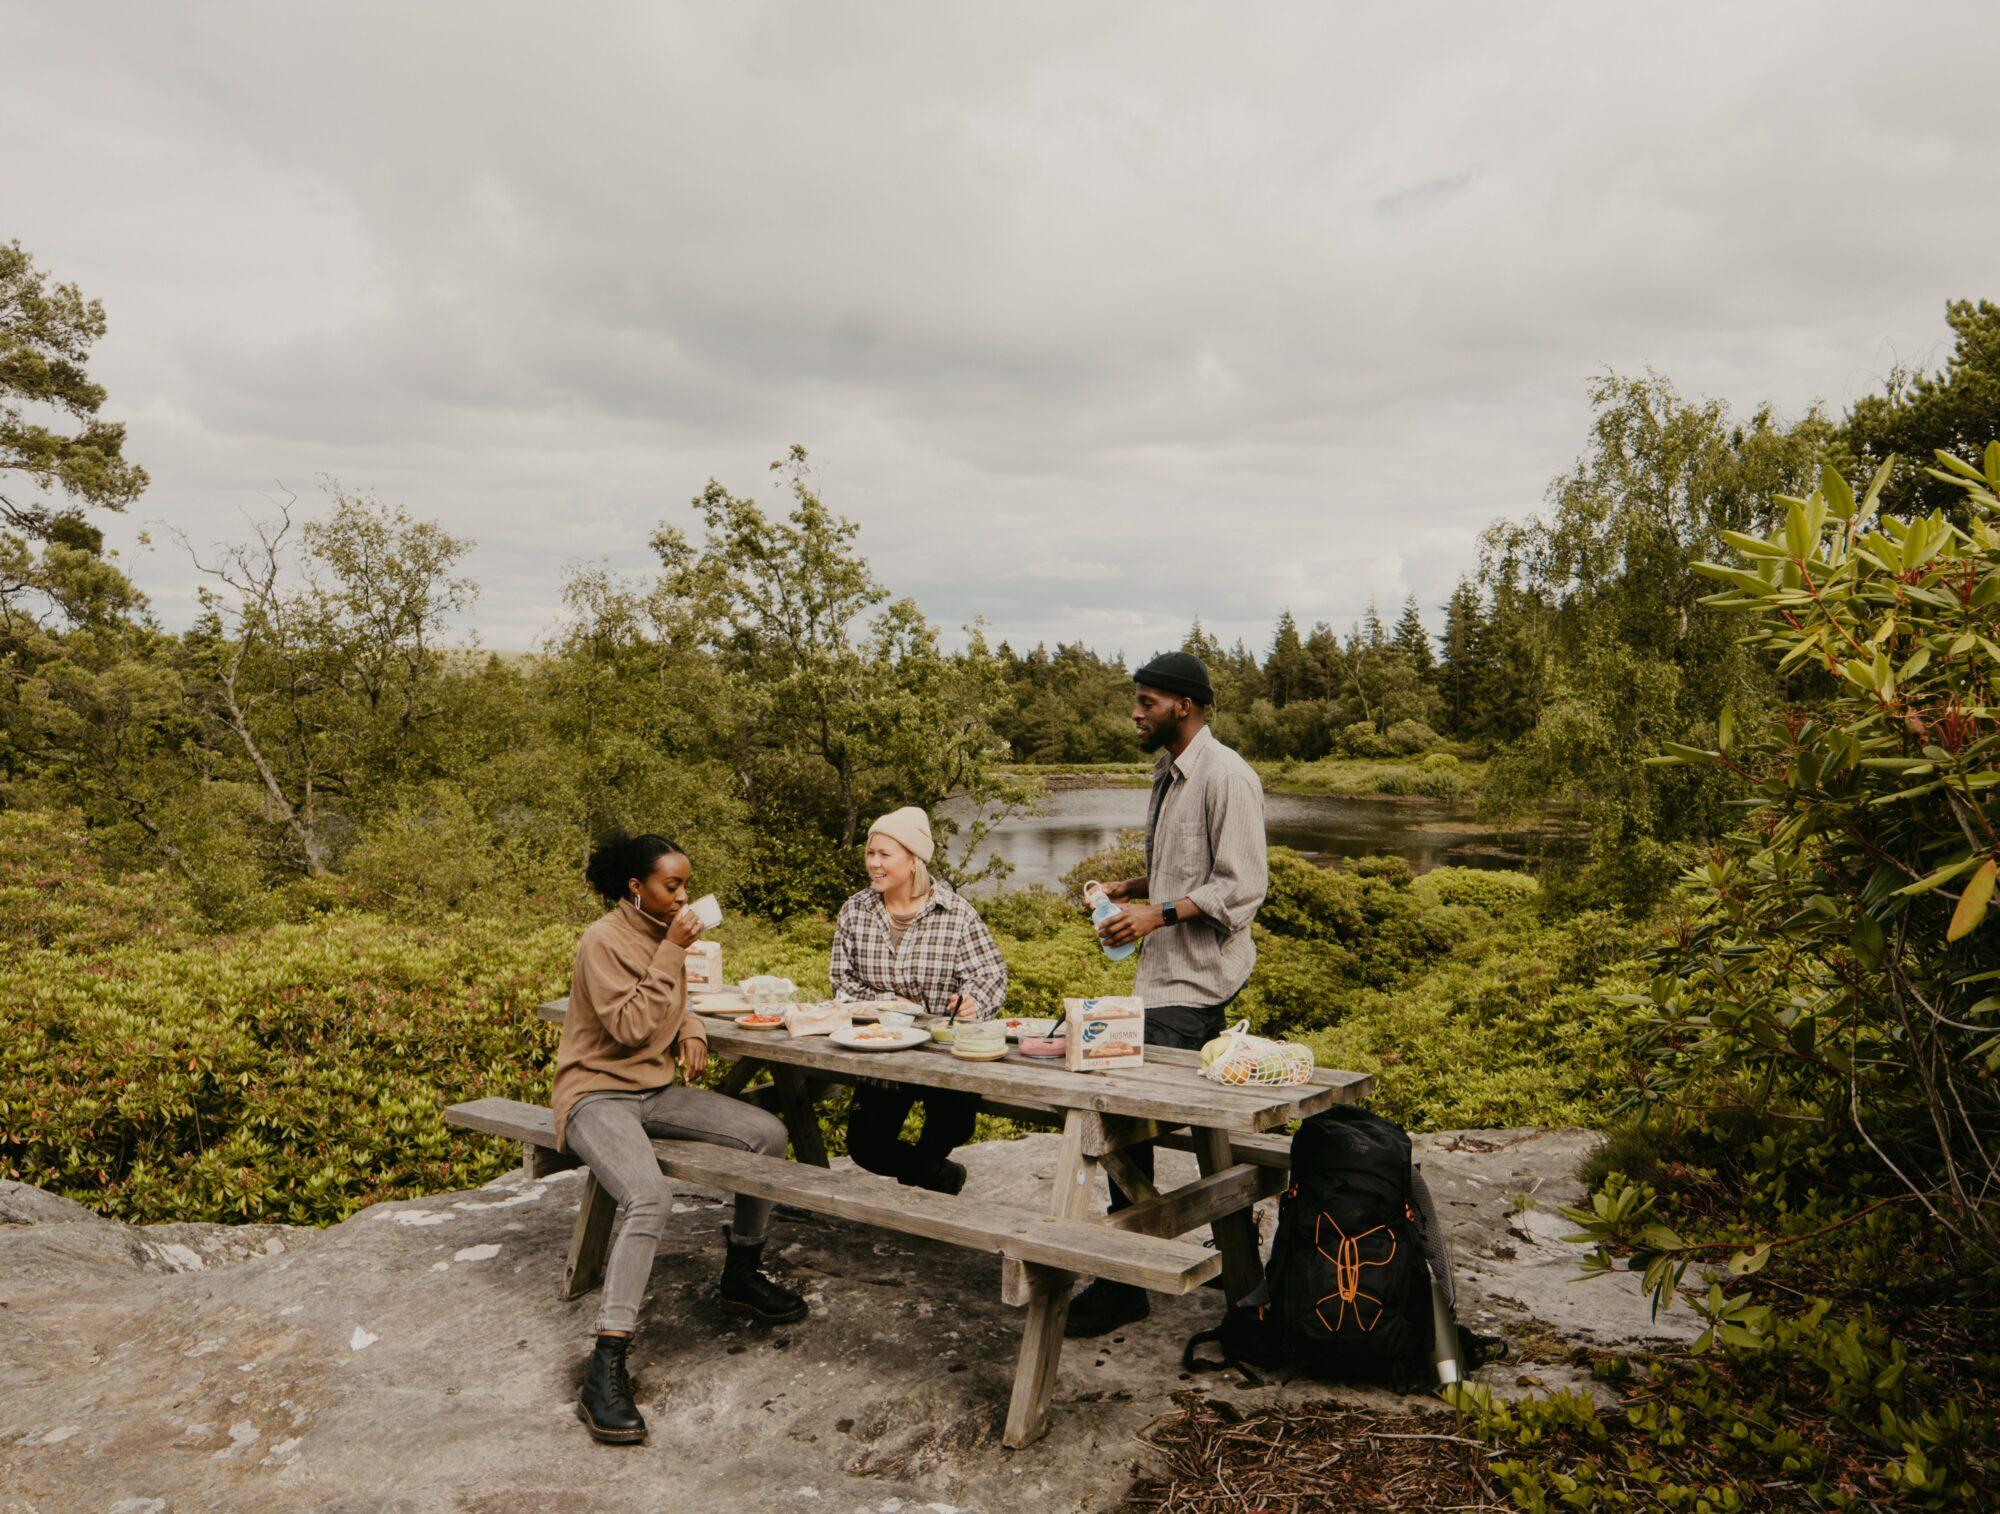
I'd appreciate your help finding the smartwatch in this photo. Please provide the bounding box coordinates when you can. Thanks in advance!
[1160,900,1179,927]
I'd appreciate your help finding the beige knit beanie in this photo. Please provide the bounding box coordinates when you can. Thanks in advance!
[868,806,935,863]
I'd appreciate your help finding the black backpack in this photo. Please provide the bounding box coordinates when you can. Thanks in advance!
[1186,1106,1435,1388]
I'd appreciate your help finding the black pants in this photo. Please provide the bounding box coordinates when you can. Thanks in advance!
[1106,998,1235,1213]
[847,1083,979,1183]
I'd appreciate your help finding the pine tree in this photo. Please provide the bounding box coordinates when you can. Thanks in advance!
[1265,609,1310,706]
[1437,578,1484,735]
[1471,545,1545,743]
[1361,599,1388,651]
[1392,595,1435,680]
[1180,618,1225,666]
[1304,621,1342,704]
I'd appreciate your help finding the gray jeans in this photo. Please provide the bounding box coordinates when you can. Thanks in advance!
[565,1085,789,1335]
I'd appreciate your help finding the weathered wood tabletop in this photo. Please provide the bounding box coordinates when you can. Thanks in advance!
[531,992,1372,1446]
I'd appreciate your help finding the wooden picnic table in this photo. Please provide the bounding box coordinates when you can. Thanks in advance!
[453,991,1371,1448]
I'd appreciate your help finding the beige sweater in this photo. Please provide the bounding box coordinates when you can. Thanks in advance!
[552,900,708,1150]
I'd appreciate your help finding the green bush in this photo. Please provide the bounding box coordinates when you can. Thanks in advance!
[1285,908,1648,1130]
[1258,849,1367,940]
[1410,866,1540,914]
[0,810,196,953]
[3,818,1624,1225]
[1382,717,1439,754]
[727,826,866,921]
[1373,764,1469,799]
[1059,831,1146,897]
[1632,454,2000,1266]
[1336,721,1397,758]
[1,911,572,1223]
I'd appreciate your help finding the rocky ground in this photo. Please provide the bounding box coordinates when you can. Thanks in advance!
[0,1127,1694,1512]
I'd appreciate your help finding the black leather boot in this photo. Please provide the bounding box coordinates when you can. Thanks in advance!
[904,1157,967,1195]
[1065,1277,1149,1337]
[719,1232,808,1323]
[576,1333,646,1444]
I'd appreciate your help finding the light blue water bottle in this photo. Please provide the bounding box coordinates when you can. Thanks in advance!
[1084,880,1136,961]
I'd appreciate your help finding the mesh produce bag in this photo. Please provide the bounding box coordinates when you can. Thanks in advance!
[1198,1018,1315,1088]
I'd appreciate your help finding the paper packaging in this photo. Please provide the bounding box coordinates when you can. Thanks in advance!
[784,1002,851,1039]
[1062,996,1145,1072]
[684,940,725,991]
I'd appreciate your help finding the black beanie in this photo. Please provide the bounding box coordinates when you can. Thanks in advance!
[1133,650,1214,705]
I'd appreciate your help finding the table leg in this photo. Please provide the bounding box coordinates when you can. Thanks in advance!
[1098,1146,1161,1205]
[771,1064,831,1168]
[562,1170,618,1301]
[1193,1125,1262,1303]
[717,1056,763,1097]
[1004,1108,1093,1449]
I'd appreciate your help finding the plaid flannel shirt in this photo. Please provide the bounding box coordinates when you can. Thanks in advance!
[829,880,1008,1018]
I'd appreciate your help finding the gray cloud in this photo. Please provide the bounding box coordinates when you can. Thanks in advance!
[4,1,1996,658]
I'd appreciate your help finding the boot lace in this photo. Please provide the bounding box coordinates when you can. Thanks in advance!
[604,1343,632,1402]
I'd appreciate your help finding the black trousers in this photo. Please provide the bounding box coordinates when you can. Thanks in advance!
[847,1083,979,1182]
[1106,998,1235,1213]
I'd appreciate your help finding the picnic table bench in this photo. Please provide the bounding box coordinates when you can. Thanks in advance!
[445,990,1371,1448]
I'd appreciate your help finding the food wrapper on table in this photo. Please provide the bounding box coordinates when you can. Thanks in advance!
[1061,996,1145,1071]
[684,940,725,991]
[784,1001,853,1038]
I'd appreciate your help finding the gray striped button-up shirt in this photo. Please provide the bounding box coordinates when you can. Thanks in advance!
[1138,724,1269,1009]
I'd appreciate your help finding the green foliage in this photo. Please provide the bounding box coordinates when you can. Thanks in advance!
[0,809,195,952]
[1337,720,1398,758]
[1637,448,2000,1268]
[637,448,1017,899]
[1,837,1638,1221]
[1,239,148,547]
[992,602,1446,768]
[1482,371,1835,909]
[1,908,572,1224]
[177,487,478,878]
[1256,751,1483,800]
[1448,1294,1995,1508]
[1375,763,1469,799]
[1279,902,1648,1130]
[1256,848,1368,940]
[1846,299,2000,521]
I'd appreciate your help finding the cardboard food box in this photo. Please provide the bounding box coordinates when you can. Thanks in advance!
[684,940,725,991]
[1061,996,1145,1072]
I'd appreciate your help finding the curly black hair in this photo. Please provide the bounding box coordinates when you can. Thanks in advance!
[584,831,686,905]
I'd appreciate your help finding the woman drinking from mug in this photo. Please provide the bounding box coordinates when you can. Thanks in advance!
[830,807,1008,1195]
[555,832,807,1446]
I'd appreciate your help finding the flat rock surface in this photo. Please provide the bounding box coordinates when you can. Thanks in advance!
[0,1127,1690,1512]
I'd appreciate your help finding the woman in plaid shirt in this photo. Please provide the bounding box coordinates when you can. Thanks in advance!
[830,807,1008,1195]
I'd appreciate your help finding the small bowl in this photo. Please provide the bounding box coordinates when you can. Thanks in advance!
[950,1021,1006,1057]
[926,1019,955,1045]
[879,1010,914,1033]
[1018,1035,1068,1059]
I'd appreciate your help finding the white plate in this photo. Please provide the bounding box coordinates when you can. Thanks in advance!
[1000,1017,1056,1041]
[828,1025,929,1053]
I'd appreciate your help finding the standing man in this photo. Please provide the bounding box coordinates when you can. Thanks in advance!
[1068,650,1269,1337]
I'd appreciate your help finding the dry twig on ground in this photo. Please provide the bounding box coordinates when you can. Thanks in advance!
[1123,1392,1504,1512]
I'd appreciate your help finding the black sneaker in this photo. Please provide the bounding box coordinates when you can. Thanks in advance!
[1065,1278,1149,1337]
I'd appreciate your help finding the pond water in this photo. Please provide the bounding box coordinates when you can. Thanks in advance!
[943,783,1530,894]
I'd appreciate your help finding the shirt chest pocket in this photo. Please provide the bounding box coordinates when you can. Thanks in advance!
[1159,801,1209,862]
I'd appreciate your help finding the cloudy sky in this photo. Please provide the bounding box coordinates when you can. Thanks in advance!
[6,3,1996,658]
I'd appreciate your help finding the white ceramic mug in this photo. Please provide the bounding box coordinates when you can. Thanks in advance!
[689,893,723,929]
